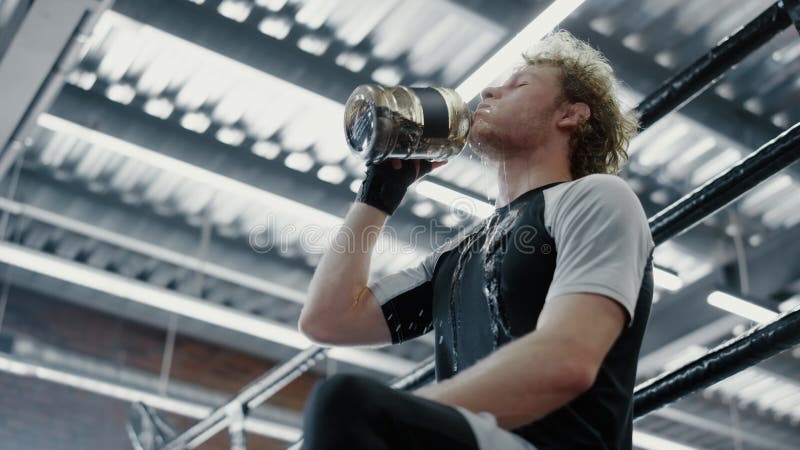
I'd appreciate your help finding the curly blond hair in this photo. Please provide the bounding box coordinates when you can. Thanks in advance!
[523,30,639,179]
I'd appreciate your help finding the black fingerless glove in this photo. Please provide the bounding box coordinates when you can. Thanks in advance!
[356,159,433,215]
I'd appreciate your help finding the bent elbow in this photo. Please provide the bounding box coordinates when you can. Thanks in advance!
[298,313,326,344]
[298,311,343,346]
[559,359,599,395]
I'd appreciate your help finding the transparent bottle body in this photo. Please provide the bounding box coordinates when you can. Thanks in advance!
[344,84,471,164]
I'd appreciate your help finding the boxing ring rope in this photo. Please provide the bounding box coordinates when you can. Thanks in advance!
[636,0,800,130]
[634,302,800,418]
[131,1,800,448]
[649,122,800,245]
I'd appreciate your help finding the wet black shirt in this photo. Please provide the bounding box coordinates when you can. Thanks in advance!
[370,174,655,449]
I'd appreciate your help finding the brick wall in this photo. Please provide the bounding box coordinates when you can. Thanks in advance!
[0,285,321,449]
[0,372,289,450]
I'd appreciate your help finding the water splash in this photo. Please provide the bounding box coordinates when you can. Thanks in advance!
[482,207,519,349]
[448,222,489,373]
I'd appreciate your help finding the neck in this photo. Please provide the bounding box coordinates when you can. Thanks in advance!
[493,144,573,208]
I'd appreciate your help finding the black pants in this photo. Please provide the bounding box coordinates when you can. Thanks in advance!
[301,373,480,450]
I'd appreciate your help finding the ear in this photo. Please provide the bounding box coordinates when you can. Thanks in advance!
[556,102,591,129]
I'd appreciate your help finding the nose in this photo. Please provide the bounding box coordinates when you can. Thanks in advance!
[480,85,500,100]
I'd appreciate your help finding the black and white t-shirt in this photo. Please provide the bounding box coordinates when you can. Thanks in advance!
[368,174,655,450]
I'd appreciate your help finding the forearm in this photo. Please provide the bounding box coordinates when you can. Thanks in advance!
[414,332,594,429]
[301,202,388,322]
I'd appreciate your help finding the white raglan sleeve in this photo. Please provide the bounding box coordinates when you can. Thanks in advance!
[544,175,655,324]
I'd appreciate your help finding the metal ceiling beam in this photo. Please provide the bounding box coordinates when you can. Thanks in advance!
[47,85,440,251]
[0,240,418,375]
[111,0,372,104]
[0,0,30,58]
[5,169,438,351]
[0,0,109,181]
[3,169,310,304]
[456,0,548,31]
[50,85,354,217]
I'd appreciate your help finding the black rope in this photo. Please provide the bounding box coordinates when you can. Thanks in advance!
[634,306,800,418]
[649,122,800,244]
[636,1,792,130]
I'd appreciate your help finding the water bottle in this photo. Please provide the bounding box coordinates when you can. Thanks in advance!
[343,84,471,164]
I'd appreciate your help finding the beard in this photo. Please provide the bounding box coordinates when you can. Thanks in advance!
[468,111,550,161]
[468,116,505,161]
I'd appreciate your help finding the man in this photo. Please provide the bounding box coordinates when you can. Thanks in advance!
[298,30,654,450]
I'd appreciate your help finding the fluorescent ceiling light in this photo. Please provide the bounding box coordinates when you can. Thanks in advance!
[740,174,794,216]
[0,353,301,442]
[778,295,800,313]
[371,65,403,86]
[707,366,800,418]
[37,113,343,228]
[258,16,292,40]
[180,111,212,134]
[252,140,281,159]
[637,123,690,167]
[143,97,175,119]
[71,71,98,90]
[316,165,346,184]
[37,113,425,284]
[256,0,287,12]
[653,267,683,292]
[414,180,494,218]
[217,0,252,23]
[335,51,368,73]
[633,430,699,450]
[0,197,307,304]
[455,0,587,100]
[92,11,349,162]
[707,291,778,324]
[691,148,741,186]
[297,35,330,56]
[284,152,315,173]
[105,83,136,105]
[411,201,436,218]
[0,241,416,376]
[216,126,247,146]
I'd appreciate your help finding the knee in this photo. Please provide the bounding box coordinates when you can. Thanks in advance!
[307,373,377,415]
[303,374,383,447]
